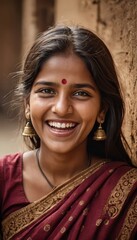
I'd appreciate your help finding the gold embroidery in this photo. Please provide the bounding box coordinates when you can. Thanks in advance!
[104,168,137,219]
[96,219,102,226]
[60,227,66,234]
[68,216,73,221]
[83,207,88,216]
[116,196,137,240]
[44,224,51,232]
[80,225,85,232]
[86,187,90,192]
[109,169,114,173]
[79,200,84,206]
[2,161,105,240]
[104,219,109,225]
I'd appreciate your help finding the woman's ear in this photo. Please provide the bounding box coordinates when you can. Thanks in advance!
[24,102,30,119]
[97,109,107,123]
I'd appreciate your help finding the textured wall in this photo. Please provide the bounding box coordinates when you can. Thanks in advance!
[96,0,137,165]
[55,0,137,165]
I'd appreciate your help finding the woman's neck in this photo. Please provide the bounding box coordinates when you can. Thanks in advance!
[38,144,90,184]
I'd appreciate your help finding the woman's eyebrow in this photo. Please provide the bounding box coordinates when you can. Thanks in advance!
[34,81,58,87]
[71,83,96,91]
[33,81,96,91]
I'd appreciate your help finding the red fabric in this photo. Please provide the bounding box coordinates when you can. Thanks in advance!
[0,153,29,219]
[0,154,137,240]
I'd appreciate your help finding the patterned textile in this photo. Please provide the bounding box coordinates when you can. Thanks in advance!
[0,154,137,240]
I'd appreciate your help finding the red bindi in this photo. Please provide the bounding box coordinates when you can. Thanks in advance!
[61,79,67,84]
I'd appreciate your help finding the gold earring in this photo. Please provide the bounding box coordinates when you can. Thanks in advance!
[93,122,107,141]
[22,118,36,137]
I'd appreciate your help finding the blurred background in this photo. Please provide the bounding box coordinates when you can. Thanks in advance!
[0,0,136,164]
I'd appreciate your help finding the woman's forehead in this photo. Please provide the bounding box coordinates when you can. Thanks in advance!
[33,54,97,89]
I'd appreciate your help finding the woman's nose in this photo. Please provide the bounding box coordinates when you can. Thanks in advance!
[51,95,73,116]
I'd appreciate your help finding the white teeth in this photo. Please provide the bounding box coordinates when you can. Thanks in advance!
[48,121,76,129]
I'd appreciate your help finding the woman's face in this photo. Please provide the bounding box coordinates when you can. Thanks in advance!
[27,53,104,154]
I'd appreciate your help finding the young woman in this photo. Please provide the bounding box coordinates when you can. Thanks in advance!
[0,25,136,240]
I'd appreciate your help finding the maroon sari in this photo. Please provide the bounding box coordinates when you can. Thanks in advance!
[1,154,137,240]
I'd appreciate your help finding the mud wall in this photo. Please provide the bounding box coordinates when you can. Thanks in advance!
[55,0,137,164]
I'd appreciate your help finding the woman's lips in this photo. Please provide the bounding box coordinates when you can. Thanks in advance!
[46,120,78,137]
[47,121,77,129]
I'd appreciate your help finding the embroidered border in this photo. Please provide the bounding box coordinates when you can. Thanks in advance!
[104,168,137,219]
[2,161,105,240]
[116,196,137,240]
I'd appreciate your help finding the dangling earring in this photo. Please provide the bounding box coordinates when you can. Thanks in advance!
[93,122,107,141]
[22,117,36,137]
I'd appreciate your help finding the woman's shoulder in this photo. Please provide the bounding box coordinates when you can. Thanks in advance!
[101,159,137,192]
[0,153,23,187]
[0,152,22,169]
[109,159,137,171]
[94,155,137,169]
[0,152,22,161]
[96,156,137,183]
[0,152,29,218]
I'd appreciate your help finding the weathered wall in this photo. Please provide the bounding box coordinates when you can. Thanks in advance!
[55,0,97,28]
[55,0,137,164]
[101,0,137,164]
[91,0,137,165]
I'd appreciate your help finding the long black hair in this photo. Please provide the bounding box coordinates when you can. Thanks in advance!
[17,25,131,163]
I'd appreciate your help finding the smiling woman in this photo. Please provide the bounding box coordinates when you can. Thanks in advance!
[0,25,137,240]
[28,53,101,156]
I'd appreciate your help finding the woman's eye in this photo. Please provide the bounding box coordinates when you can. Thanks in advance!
[73,91,90,97]
[37,88,55,95]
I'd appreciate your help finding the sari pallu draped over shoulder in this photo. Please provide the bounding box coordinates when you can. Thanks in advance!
[2,160,137,240]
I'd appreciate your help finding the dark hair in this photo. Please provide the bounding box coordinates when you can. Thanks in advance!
[17,25,131,163]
